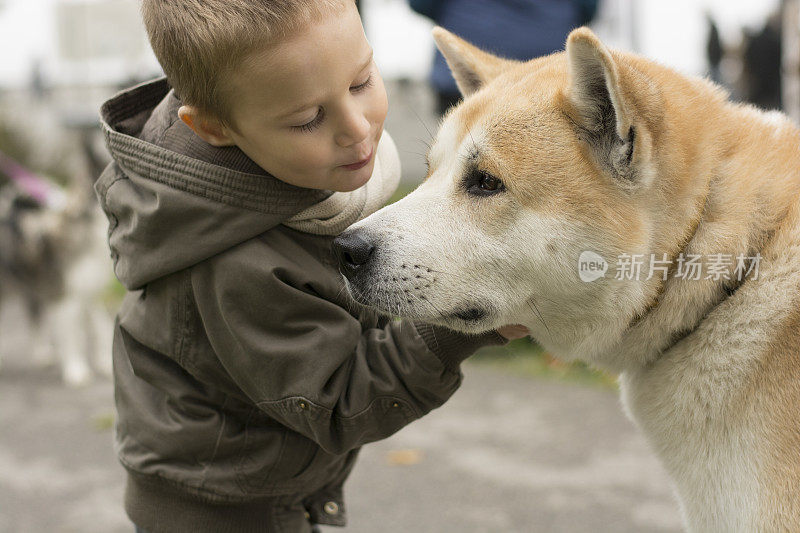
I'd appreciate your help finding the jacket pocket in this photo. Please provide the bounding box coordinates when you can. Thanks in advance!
[235,410,328,495]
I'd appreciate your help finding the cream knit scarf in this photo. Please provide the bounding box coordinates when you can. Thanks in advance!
[282,132,401,235]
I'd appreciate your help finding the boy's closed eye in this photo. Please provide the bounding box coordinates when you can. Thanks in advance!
[351,74,374,93]
[294,108,325,133]
[291,70,376,133]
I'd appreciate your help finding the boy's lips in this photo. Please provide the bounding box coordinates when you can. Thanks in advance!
[340,147,374,171]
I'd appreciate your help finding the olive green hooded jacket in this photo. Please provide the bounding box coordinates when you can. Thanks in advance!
[95,78,506,532]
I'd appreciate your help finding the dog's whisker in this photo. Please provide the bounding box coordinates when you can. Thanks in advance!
[525,292,559,307]
[467,130,479,156]
[527,298,551,339]
[411,107,435,144]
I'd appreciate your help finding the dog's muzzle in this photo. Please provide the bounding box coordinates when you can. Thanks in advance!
[332,230,376,278]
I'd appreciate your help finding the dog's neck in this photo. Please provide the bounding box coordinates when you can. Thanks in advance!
[622,193,714,340]
[587,108,800,375]
[610,201,742,371]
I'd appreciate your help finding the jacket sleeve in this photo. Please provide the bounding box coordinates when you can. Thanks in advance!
[189,244,507,455]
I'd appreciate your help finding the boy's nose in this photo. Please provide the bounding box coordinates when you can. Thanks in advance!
[332,231,375,276]
[335,108,371,147]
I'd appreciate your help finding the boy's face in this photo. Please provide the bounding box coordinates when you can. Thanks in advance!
[210,3,388,192]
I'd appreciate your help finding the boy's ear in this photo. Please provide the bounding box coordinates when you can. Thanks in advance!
[178,105,236,147]
[432,27,515,97]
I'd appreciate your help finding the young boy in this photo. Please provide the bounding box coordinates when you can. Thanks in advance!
[96,1,526,531]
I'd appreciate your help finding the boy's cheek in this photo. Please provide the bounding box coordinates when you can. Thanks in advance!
[374,77,389,123]
[287,144,337,170]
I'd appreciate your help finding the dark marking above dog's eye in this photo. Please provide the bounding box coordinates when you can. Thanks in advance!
[465,167,505,197]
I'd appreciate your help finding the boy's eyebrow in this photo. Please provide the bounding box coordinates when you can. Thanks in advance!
[357,50,374,74]
[280,50,374,119]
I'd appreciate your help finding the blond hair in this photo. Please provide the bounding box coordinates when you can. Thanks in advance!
[141,0,347,126]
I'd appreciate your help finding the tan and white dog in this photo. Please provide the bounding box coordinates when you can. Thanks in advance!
[333,27,800,531]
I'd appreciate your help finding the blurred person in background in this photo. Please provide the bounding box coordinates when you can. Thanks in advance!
[706,13,724,85]
[741,10,783,111]
[409,0,600,115]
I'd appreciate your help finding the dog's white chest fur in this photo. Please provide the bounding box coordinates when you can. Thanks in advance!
[621,364,760,532]
[619,230,800,531]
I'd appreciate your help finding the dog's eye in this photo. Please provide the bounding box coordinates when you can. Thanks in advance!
[480,173,502,191]
[467,170,505,196]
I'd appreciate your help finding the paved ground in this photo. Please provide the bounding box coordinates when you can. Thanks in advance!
[0,319,683,533]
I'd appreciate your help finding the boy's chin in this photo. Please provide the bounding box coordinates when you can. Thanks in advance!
[331,161,375,192]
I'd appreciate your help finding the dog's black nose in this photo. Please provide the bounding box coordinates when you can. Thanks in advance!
[333,231,375,275]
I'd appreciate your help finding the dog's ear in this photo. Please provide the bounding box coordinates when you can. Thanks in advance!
[433,27,514,97]
[565,28,638,181]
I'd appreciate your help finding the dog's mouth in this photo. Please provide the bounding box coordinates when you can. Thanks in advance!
[450,306,488,323]
[343,276,490,324]
[340,266,497,332]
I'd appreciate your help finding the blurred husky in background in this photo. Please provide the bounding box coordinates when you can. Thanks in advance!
[0,179,113,387]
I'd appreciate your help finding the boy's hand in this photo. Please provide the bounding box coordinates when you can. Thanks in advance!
[495,324,530,340]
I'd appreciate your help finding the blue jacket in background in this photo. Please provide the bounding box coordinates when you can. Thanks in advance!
[413,0,591,95]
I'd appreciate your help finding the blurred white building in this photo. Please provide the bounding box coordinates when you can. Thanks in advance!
[0,0,793,142]
[363,0,781,80]
[0,0,785,89]
[0,0,160,89]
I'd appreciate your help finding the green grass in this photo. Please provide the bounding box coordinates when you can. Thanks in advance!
[471,339,618,389]
[101,278,127,310]
[91,412,115,432]
[386,182,417,205]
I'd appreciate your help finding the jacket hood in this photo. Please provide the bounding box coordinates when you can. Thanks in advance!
[96,77,332,290]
